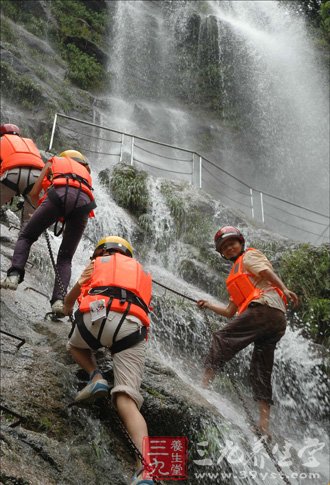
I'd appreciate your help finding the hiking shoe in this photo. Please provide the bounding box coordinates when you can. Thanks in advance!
[131,468,154,485]
[0,273,20,290]
[74,379,109,404]
[51,299,65,317]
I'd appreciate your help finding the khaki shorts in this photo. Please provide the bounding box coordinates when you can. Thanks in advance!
[67,311,146,409]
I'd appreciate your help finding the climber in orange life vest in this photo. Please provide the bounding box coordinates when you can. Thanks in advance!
[0,150,97,318]
[0,123,44,229]
[197,226,298,438]
[63,236,154,485]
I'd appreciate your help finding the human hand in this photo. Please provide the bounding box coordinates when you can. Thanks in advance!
[63,303,73,316]
[283,288,299,307]
[197,300,209,309]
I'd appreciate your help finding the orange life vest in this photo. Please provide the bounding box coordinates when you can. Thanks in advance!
[79,253,152,326]
[226,248,287,314]
[49,156,94,201]
[0,134,44,176]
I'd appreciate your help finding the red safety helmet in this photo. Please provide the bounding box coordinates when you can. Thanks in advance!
[214,226,245,253]
[0,124,20,136]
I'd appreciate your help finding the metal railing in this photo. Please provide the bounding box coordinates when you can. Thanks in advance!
[48,113,329,244]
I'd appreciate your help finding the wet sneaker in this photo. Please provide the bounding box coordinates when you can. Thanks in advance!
[74,379,109,404]
[0,273,20,290]
[51,300,65,317]
[131,468,154,485]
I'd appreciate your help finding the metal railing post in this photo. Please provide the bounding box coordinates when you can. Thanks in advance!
[48,113,58,151]
[130,136,135,166]
[120,133,124,163]
[199,156,202,189]
[250,188,255,219]
[260,192,265,224]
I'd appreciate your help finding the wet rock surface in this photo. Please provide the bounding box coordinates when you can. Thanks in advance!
[0,221,234,485]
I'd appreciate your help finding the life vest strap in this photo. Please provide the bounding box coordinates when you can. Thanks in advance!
[47,186,96,219]
[1,176,19,194]
[88,286,149,315]
[71,305,147,354]
[52,173,93,191]
[111,326,147,355]
[74,309,102,351]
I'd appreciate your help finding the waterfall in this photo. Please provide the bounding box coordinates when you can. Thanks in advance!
[207,0,329,210]
[99,0,329,244]
[70,170,327,483]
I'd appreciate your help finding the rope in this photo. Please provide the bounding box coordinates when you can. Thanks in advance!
[152,279,197,303]
[57,123,121,143]
[78,147,121,157]
[203,163,251,197]
[265,212,324,237]
[43,230,74,323]
[264,199,329,226]
[201,155,329,218]
[134,157,193,176]
[44,230,67,299]
[0,330,25,349]
[135,143,193,162]
[203,165,252,208]
[54,114,328,219]
[108,400,162,484]
[152,280,292,483]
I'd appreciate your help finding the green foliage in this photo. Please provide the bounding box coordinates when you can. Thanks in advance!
[49,0,109,91]
[109,164,149,217]
[160,181,186,233]
[52,0,107,46]
[0,0,20,19]
[0,15,16,44]
[160,181,213,246]
[64,43,105,90]
[0,0,47,37]
[37,416,53,432]
[320,0,330,40]
[278,244,330,345]
[0,62,45,109]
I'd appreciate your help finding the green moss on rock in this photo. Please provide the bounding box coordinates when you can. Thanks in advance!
[278,243,330,346]
[0,61,47,110]
[160,180,213,245]
[108,164,149,217]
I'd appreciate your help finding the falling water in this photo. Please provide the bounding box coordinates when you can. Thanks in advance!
[100,0,329,243]
[207,0,329,210]
[79,175,328,484]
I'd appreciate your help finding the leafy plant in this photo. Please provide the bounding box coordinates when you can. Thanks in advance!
[0,62,45,109]
[64,43,105,90]
[109,164,149,217]
[278,243,330,345]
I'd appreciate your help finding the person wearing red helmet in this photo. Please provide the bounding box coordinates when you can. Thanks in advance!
[198,225,298,437]
[0,123,44,227]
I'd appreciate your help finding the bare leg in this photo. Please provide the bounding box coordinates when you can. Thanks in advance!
[68,346,101,382]
[115,392,149,468]
[258,400,271,436]
[202,368,216,388]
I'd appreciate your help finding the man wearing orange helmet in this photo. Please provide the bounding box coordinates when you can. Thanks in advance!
[1,150,96,317]
[63,236,154,485]
[0,123,44,227]
[198,226,298,437]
